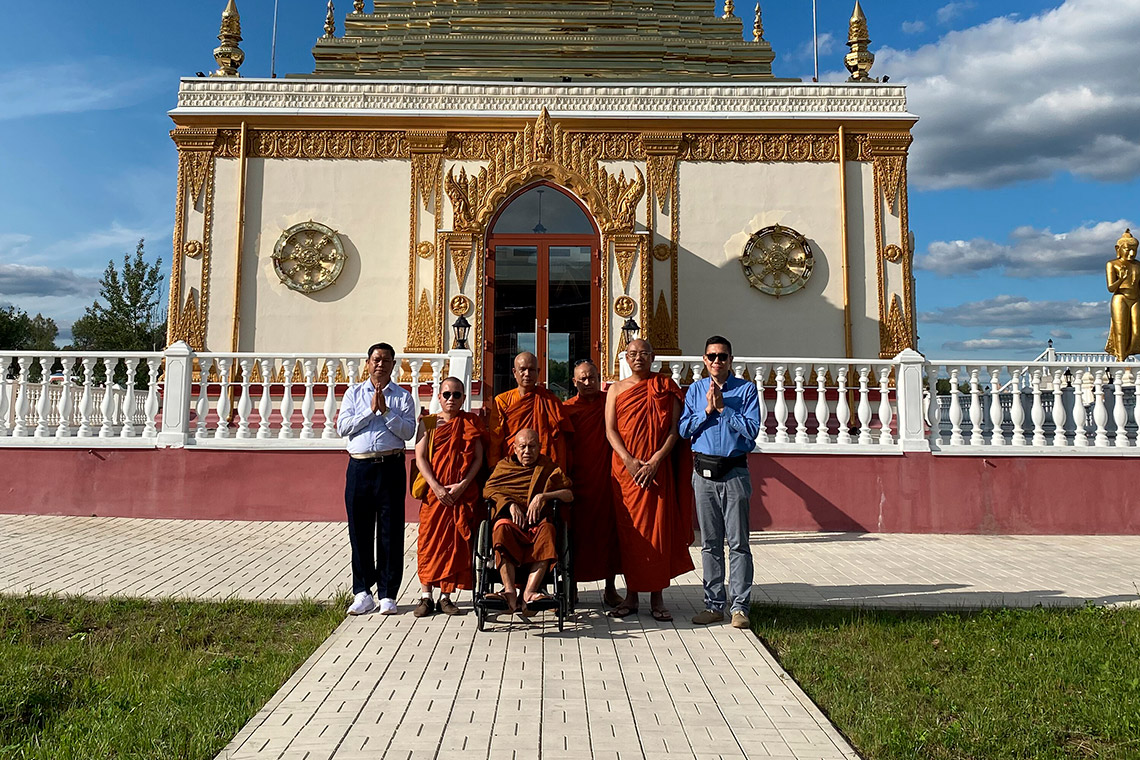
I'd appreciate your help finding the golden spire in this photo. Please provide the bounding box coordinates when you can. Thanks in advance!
[324,1,337,38]
[353,0,364,12]
[722,0,735,20]
[753,2,764,42]
[211,0,244,77]
[844,0,876,82]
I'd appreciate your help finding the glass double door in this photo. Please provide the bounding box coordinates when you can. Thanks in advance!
[489,238,596,399]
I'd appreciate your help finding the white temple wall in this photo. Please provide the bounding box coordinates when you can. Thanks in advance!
[221,158,412,354]
[678,161,875,358]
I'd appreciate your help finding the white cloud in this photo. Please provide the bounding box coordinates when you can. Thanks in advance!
[941,336,1043,352]
[0,234,32,258]
[984,327,1034,338]
[1049,329,1074,339]
[901,20,927,34]
[0,59,170,121]
[936,1,976,25]
[791,32,837,63]
[44,222,159,260]
[921,294,1105,327]
[916,219,1135,277]
[878,0,1140,189]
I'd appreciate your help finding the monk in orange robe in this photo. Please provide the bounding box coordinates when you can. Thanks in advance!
[486,352,573,470]
[605,339,693,622]
[564,359,621,607]
[413,377,485,617]
[483,429,574,613]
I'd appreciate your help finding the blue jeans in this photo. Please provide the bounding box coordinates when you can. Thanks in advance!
[692,467,753,614]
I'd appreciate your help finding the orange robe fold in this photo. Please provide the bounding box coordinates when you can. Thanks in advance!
[564,391,620,582]
[486,387,573,471]
[483,454,571,569]
[416,411,486,592]
[611,374,694,592]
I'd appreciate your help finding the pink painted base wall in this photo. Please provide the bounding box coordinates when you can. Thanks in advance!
[1,448,1137,534]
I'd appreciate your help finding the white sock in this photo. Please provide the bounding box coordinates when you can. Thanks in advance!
[440,592,451,600]
[420,592,432,599]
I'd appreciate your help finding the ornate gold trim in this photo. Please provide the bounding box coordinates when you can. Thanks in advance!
[614,296,636,318]
[615,242,637,294]
[417,241,435,259]
[881,294,910,358]
[450,294,472,316]
[407,289,437,352]
[446,109,645,235]
[215,128,409,159]
[868,132,915,357]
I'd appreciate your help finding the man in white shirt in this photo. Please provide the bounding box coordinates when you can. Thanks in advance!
[336,342,417,615]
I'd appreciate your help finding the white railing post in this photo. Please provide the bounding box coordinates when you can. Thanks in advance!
[1093,370,1109,447]
[968,368,983,447]
[989,367,1005,446]
[257,359,273,439]
[322,359,338,438]
[1112,369,1130,447]
[857,366,872,445]
[236,358,254,439]
[0,373,9,437]
[121,359,139,438]
[877,366,894,445]
[948,367,963,446]
[773,365,789,443]
[814,365,830,445]
[894,349,928,452]
[835,366,851,445]
[34,360,53,438]
[753,363,768,445]
[159,341,194,447]
[1051,369,1067,447]
[11,357,29,437]
[793,365,808,445]
[1072,369,1089,447]
[448,349,473,411]
[99,361,116,438]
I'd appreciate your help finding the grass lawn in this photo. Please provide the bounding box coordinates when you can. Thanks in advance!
[0,594,345,760]
[754,604,1140,760]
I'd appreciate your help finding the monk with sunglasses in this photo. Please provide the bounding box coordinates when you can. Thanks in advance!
[412,377,486,617]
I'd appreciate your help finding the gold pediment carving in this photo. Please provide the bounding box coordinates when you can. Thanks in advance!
[446,109,645,235]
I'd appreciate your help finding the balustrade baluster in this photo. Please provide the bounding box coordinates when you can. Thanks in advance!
[55,358,75,437]
[1112,369,1130,446]
[1051,369,1067,446]
[195,359,211,439]
[214,357,233,439]
[409,361,423,418]
[77,357,96,437]
[143,358,160,438]
[300,359,317,438]
[279,361,296,438]
[1134,369,1140,449]
[989,367,1005,446]
[968,368,983,446]
[857,366,872,445]
[236,359,254,438]
[1030,370,1046,446]
[878,367,894,445]
[322,359,339,438]
[793,366,808,444]
[670,363,683,386]
[927,367,942,446]
[836,366,852,445]
[1072,369,1089,447]
[11,357,30,437]
[948,367,963,446]
[34,359,53,438]
[815,366,830,444]
[120,359,138,437]
[1009,370,1026,446]
[257,359,273,439]
[1093,370,1109,447]
[99,360,117,437]
[427,359,445,416]
[753,364,768,444]
[0,369,9,437]
[773,366,789,443]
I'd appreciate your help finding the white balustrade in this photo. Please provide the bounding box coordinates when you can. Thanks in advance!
[836,366,851,445]
[877,367,894,445]
[814,366,830,445]
[968,369,982,447]
[856,366,872,445]
[322,359,338,439]
[773,366,789,443]
[1112,369,1130,447]
[34,360,52,438]
[0,375,9,437]
[257,359,273,439]
[793,366,808,445]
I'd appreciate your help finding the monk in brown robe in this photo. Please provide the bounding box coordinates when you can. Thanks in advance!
[564,359,621,607]
[486,352,573,470]
[483,428,574,613]
[605,339,693,622]
[413,377,485,617]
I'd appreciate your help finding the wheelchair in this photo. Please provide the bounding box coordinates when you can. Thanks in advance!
[471,498,573,631]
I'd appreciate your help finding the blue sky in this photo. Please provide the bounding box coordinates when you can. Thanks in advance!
[1,0,1137,358]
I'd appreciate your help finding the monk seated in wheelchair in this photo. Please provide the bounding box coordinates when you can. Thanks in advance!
[482,428,574,613]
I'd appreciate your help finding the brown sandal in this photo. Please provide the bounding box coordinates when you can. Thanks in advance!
[606,604,638,618]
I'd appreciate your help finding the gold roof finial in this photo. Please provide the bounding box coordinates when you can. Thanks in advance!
[845,1,876,82]
[753,2,764,42]
[211,0,244,77]
[353,0,364,13]
[722,0,735,20]
[324,1,337,39]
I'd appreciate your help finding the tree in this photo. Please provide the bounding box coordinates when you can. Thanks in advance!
[0,305,58,351]
[70,240,166,352]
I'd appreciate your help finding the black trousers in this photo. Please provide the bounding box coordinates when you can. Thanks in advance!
[345,456,406,597]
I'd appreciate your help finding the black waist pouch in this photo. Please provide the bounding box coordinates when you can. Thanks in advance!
[693,453,748,480]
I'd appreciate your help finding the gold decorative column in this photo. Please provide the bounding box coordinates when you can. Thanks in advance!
[405,130,448,354]
[643,132,683,356]
[868,132,915,357]
[168,128,220,350]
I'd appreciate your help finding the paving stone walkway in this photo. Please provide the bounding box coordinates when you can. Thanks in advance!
[3,514,1139,760]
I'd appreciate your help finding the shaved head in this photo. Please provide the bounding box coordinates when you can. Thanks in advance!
[512,351,540,392]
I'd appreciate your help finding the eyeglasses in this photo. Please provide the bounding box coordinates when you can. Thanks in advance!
[441,391,464,400]
[705,352,730,363]
[626,350,652,358]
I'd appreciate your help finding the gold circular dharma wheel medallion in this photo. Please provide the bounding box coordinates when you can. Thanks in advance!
[272,221,347,294]
[614,296,636,318]
[741,224,814,298]
[449,295,472,316]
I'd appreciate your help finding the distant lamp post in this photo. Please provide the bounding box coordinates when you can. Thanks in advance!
[621,317,640,345]
[451,315,471,350]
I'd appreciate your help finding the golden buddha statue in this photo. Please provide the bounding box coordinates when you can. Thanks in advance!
[1105,228,1140,361]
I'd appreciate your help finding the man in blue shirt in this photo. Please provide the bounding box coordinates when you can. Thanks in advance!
[336,342,417,616]
[679,336,761,629]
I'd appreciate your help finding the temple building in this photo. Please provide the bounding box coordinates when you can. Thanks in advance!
[167,0,917,399]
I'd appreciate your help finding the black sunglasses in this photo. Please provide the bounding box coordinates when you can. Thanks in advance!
[441,391,465,400]
[705,352,730,363]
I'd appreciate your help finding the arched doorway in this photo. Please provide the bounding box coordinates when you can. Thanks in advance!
[485,182,600,399]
